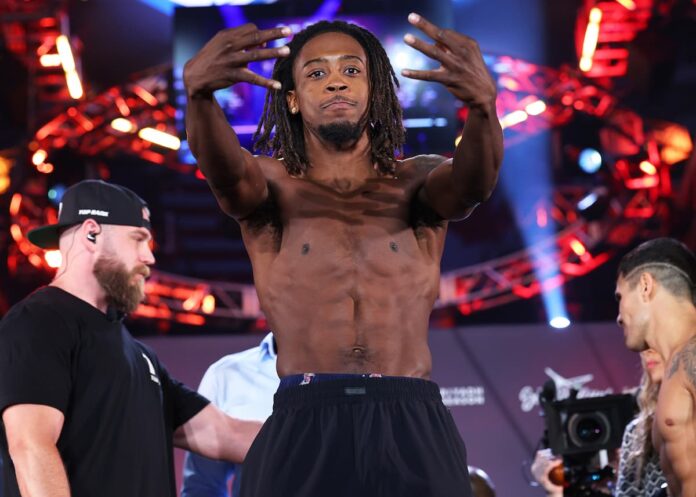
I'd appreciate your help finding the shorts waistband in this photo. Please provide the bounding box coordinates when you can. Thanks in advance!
[278,373,387,390]
[273,374,442,409]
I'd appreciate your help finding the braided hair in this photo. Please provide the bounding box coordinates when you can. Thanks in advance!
[253,20,405,176]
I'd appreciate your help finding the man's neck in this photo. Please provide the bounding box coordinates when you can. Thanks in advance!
[303,129,377,185]
[650,301,696,361]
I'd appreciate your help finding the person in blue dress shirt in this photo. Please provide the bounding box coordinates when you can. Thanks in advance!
[181,333,279,497]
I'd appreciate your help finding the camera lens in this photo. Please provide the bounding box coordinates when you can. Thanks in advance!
[577,418,602,442]
[568,412,611,448]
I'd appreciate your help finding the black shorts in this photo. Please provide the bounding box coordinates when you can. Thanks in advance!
[239,374,473,497]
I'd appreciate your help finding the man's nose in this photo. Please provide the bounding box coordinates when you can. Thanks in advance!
[616,314,623,327]
[326,82,348,92]
[142,246,155,266]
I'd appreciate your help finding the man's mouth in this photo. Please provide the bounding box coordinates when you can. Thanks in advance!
[134,267,150,280]
[321,96,357,109]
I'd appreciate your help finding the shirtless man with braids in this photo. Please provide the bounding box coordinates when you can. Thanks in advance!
[615,238,696,497]
[183,14,503,497]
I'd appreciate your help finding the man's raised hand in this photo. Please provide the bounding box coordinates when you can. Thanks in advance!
[184,23,291,99]
[401,13,496,109]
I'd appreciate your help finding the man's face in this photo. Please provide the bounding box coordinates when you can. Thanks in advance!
[289,32,370,144]
[615,275,650,351]
[93,226,154,313]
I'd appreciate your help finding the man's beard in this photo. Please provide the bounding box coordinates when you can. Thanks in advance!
[317,120,362,148]
[93,255,149,314]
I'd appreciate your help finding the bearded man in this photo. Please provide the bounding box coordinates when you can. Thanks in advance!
[0,180,261,497]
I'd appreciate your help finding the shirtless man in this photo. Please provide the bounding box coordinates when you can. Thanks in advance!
[184,14,502,497]
[615,238,696,497]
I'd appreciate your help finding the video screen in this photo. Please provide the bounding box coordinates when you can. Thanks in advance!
[173,0,457,163]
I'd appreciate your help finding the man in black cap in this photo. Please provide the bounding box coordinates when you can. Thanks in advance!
[0,180,261,497]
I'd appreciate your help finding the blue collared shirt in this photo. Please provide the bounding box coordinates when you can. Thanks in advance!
[180,333,279,497]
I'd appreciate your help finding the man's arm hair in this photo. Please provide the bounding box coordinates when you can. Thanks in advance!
[173,404,262,463]
[2,404,70,497]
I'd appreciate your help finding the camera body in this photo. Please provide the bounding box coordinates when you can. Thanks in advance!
[541,392,635,455]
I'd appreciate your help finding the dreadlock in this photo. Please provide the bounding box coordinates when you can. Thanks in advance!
[253,20,405,176]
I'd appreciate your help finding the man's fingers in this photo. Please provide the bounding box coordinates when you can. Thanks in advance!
[400,68,448,83]
[407,12,451,45]
[252,26,292,47]
[232,68,282,90]
[403,33,455,66]
[230,23,258,35]
[222,25,291,51]
[408,12,476,49]
[234,45,290,64]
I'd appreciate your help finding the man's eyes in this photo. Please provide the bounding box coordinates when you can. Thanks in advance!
[307,67,361,78]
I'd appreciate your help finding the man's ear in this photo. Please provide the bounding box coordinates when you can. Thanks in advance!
[286,91,298,114]
[639,272,657,302]
[80,219,101,251]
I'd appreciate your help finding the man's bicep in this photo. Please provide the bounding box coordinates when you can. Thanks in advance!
[420,156,478,221]
[173,404,219,452]
[0,308,74,415]
[210,150,270,220]
[3,404,64,450]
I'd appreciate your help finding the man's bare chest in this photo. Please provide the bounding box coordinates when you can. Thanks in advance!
[654,377,693,446]
[282,178,414,222]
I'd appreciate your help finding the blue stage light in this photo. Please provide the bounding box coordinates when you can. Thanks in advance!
[577,191,598,211]
[48,184,66,205]
[578,148,602,174]
[549,316,571,329]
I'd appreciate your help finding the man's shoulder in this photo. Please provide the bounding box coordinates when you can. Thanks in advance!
[666,334,696,392]
[132,338,159,361]
[397,154,448,176]
[255,155,291,182]
[0,287,69,333]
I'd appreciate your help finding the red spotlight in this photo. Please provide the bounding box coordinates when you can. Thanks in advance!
[115,96,131,116]
[625,175,659,189]
[9,194,22,216]
[133,86,159,106]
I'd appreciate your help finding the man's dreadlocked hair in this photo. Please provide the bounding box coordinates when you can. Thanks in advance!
[253,20,405,176]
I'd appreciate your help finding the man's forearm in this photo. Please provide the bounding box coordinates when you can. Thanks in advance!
[185,95,248,188]
[175,405,262,463]
[11,443,70,497]
[451,99,503,202]
[216,417,263,463]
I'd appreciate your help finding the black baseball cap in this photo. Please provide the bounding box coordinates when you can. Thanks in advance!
[27,179,152,249]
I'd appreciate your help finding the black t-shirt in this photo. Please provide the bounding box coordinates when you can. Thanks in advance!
[0,286,209,497]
